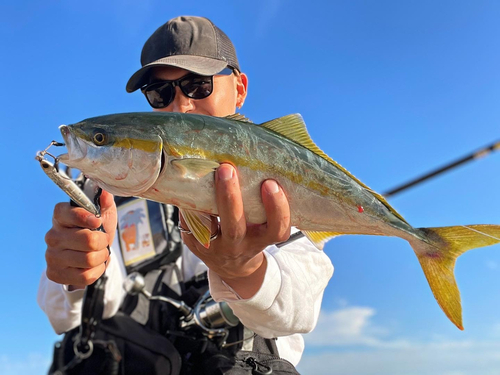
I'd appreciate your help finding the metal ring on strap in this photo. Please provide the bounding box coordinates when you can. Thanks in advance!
[73,338,94,359]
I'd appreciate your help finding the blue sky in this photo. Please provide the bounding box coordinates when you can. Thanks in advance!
[1,1,499,374]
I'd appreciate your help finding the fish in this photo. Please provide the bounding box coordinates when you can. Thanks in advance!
[56,111,500,330]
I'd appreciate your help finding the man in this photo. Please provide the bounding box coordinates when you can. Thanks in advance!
[38,16,333,371]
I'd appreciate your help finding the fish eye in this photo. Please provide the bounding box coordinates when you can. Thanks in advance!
[92,129,108,146]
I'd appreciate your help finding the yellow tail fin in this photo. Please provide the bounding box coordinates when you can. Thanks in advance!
[411,225,500,330]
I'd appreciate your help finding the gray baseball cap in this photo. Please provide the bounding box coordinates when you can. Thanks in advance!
[126,16,240,93]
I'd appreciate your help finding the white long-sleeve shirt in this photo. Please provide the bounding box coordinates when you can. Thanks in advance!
[37,231,333,366]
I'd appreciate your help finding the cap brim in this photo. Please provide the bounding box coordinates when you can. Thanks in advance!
[126,55,229,93]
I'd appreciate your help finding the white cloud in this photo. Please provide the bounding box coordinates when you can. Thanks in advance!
[304,306,394,347]
[299,305,500,374]
[297,341,500,375]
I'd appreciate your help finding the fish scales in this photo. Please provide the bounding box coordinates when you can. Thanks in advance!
[56,111,500,330]
[161,114,403,234]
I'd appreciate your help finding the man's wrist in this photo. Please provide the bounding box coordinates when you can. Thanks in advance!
[217,252,265,279]
[67,285,85,292]
[218,253,267,299]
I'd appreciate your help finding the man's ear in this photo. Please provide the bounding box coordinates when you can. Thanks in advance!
[235,72,248,109]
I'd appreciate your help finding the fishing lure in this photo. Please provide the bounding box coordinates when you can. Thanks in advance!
[36,141,100,217]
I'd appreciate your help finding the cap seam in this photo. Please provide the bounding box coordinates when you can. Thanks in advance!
[204,17,220,59]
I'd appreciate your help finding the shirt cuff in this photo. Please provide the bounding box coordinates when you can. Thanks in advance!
[61,284,86,307]
[208,250,282,310]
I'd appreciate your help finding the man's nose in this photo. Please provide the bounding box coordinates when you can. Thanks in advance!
[170,86,195,113]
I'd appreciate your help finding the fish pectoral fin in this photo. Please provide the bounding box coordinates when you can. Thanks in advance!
[171,159,220,179]
[179,208,214,248]
[302,230,344,250]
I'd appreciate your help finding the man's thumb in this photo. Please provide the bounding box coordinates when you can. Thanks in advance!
[99,189,115,212]
[99,190,117,238]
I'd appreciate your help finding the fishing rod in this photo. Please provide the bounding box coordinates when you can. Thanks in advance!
[383,139,500,198]
[277,139,500,247]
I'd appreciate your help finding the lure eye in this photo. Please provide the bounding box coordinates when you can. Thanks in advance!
[92,130,108,146]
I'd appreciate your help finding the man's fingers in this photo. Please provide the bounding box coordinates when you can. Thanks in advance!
[52,202,101,229]
[53,202,102,230]
[46,263,107,287]
[261,179,291,243]
[215,164,246,242]
[46,248,110,269]
[45,227,110,252]
[52,190,116,231]
[43,192,115,288]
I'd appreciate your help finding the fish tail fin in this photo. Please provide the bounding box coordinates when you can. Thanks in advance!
[411,224,500,330]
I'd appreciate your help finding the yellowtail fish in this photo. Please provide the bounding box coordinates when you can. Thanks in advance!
[57,112,500,330]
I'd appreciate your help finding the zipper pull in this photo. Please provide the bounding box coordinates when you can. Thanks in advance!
[245,357,273,375]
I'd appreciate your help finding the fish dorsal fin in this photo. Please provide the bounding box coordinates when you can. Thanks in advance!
[261,114,408,224]
[224,113,253,123]
[179,208,214,248]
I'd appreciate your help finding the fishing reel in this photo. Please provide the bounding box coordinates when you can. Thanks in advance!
[123,272,239,343]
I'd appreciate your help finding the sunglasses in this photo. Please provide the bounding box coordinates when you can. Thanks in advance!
[141,68,233,109]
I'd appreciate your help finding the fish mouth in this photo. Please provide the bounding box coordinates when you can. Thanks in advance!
[57,125,87,165]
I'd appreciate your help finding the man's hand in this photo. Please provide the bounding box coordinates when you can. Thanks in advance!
[180,164,291,299]
[44,190,117,289]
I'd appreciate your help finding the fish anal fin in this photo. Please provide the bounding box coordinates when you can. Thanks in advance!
[302,230,343,250]
[171,159,220,179]
[179,208,213,248]
[412,224,500,330]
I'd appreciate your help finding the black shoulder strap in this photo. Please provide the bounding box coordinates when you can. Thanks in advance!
[251,335,280,357]
[74,188,110,356]
[76,275,108,352]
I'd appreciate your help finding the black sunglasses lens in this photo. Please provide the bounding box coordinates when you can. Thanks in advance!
[144,83,175,109]
[180,76,213,99]
[143,75,213,108]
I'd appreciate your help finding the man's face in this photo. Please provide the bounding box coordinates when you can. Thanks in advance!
[149,66,248,117]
